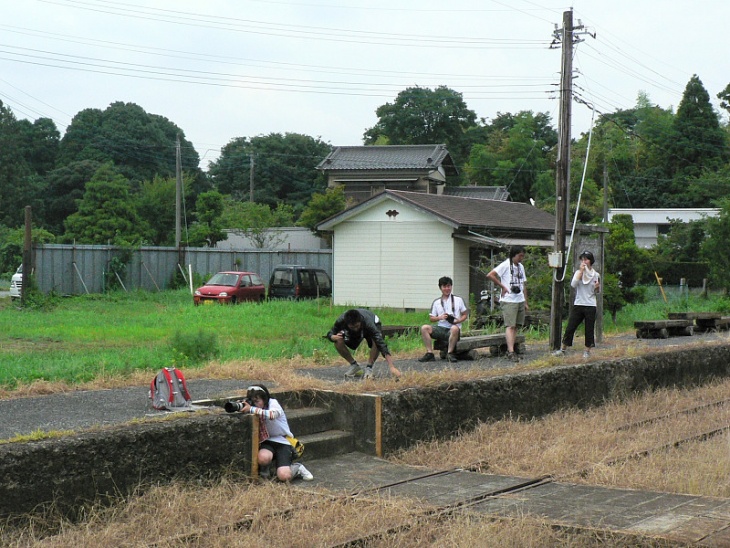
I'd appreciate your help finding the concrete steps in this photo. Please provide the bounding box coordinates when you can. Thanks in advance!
[285,407,355,461]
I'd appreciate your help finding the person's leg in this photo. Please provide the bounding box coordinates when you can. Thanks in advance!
[562,307,583,349]
[584,306,597,349]
[502,303,518,353]
[447,325,461,354]
[505,325,516,352]
[420,324,434,352]
[333,338,356,364]
[368,342,379,365]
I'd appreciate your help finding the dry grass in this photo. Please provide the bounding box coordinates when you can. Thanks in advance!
[392,378,730,497]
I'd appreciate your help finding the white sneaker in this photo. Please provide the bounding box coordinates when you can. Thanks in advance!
[344,363,363,378]
[297,464,313,481]
[583,351,590,359]
[552,349,565,356]
[363,367,373,379]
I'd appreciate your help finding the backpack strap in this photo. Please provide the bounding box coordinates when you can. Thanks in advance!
[173,368,192,402]
[161,368,176,404]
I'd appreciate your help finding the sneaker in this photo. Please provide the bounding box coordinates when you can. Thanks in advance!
[583,351,590,359]
[506,351,519,362]
[447,353,458,363]
[363,367,373,379]
[439,351,447,360]
[297,464,314,481]
[418,352,436,362]
[552,349,565,357]
[344,362,363,378]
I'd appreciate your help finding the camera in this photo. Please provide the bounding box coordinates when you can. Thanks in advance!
[224,398,252,413]
[510,286,521,294]
[445,314,456,323]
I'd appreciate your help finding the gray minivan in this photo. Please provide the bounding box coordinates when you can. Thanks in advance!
[268,265,332,300]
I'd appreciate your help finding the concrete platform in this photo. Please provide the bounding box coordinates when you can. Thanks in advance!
[297,452,730,545]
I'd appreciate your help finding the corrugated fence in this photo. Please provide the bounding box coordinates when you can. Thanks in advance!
[32,244,332,295]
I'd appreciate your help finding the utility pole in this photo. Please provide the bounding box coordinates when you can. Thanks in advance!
[249,153,255,202]
[175,134,184,269]
[549,9,583,351]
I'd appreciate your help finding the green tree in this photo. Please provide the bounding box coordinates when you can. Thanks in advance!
[605,214,649,303]
[0,225,55,276]
[57,102,205,189]
[668,75,728,182]
[701,198,730,292]
[186,191,226,247]
[363,86,478,170]
[464,111,556,203]
[136,174,195,246]
[0,101,34,227]
[63,163,146,245]
[298,186,348,238]
[219,199,295,249]
[43,160,102,235]
[208,133,331,214]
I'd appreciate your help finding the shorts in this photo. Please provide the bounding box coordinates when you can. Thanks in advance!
[431,325,454,344]
[501,301,525,328]
[344,322,383,351]
[260,440,295,468]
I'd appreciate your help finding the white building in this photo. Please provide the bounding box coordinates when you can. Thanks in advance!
[607,208,720,248]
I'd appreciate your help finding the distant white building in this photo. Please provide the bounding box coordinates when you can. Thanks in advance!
[217,227,326,250]
[607,208,720,248]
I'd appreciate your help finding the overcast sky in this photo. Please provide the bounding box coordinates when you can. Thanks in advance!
[3,0,728,170]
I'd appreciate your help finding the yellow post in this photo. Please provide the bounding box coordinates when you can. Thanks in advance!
[654,271,668,304]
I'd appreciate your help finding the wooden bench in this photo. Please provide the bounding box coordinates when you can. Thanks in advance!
[434,332,526,360]
[634,319,693,339]
[668,312,730,332]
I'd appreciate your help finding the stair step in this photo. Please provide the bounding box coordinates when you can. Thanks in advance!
[298,429,355,460]
[287,407,335,437]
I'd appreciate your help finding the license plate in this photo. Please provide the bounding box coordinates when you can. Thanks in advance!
[203,299,215,305]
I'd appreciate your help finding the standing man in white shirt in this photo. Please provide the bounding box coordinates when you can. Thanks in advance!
[487,246,528,361]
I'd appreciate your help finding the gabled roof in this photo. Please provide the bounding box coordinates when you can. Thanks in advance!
[316,144,458,175]
[444,185,510,201]
[318,190,556,233]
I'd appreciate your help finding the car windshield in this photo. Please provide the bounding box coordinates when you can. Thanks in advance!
[207,273,239,286]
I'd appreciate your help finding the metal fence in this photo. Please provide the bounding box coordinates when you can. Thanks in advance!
[32,244,332,295]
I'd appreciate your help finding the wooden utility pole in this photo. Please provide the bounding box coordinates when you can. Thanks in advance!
[550,10,577,351]
[175,134,184,269]
[249,153,255,202]
[22,206,31,305]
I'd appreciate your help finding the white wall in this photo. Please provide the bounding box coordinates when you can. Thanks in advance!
[332,200,459,310]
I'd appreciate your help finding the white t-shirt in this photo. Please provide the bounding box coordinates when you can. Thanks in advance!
[493,258,526,304]
[571,268,600,307]
[429,294,468,330]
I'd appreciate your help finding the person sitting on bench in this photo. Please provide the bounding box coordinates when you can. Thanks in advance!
[418,276,468,363]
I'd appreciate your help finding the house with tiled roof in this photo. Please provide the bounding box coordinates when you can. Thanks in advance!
[316,144,459,204]
[317,189,561,310]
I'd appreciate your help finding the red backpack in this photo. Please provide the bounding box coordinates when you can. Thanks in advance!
[149,367,192,410]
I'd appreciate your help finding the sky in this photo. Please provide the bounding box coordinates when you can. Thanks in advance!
[2,0,728,171]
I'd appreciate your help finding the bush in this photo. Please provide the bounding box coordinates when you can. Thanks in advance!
[169,329,220,366]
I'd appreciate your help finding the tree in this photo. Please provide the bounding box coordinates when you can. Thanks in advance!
[208,133,331,215]
[298,186,348,238]
[363,86,478,169]
[43,160,102,235]
[605,214,649,303]
[186,191,226,247]
[464,111,556,203]
[220,199,295,249]
[63,163,146,245]
[136,174,195,246]
[0,101,34,227]
[701,198,730,292]
[57,102,204,188]
[668,75,728,181]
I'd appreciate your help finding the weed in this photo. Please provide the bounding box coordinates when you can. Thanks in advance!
[169,328,219,366]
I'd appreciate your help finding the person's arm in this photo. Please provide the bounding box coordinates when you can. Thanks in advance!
[487,267,509,296]
[455,298,468,323]
[327,318,345,341]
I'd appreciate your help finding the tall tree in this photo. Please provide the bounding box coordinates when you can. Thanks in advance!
[208,133,330,214]
[63,163,146,245]
[605,214,649,303]
[668,75,728,180]
[702,198,730,292]
[363,86,478,170]
[43,160,102,235]
[186,191,226,247]
[464,111,556,203]
[57,102,204,189]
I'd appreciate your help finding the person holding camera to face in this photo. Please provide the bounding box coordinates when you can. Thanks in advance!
[418,276,469,363]
[487,246,528,362]
[226,384,313,482]
[554,250,601,359]
[327,308,402,380]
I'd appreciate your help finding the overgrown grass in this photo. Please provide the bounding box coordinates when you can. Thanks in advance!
[0,290,426,389]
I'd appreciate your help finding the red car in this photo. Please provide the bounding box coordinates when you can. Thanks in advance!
[193,271,266,305]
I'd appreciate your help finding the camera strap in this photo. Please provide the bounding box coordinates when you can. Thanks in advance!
[440,295,455,315]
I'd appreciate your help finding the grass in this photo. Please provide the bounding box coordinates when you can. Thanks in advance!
[1,288,726,546]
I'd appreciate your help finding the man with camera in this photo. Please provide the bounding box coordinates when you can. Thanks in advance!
[418,276,469,363]
[487,246,528,361]
[326,308,402,380]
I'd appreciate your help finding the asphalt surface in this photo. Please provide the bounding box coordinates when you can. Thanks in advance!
[1,330,727,440]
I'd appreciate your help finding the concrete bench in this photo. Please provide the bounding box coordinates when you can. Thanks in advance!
[634,319,693,339]
[434,332,526,360]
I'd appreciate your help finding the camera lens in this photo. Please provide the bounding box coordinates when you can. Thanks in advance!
[224,401,244,413]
